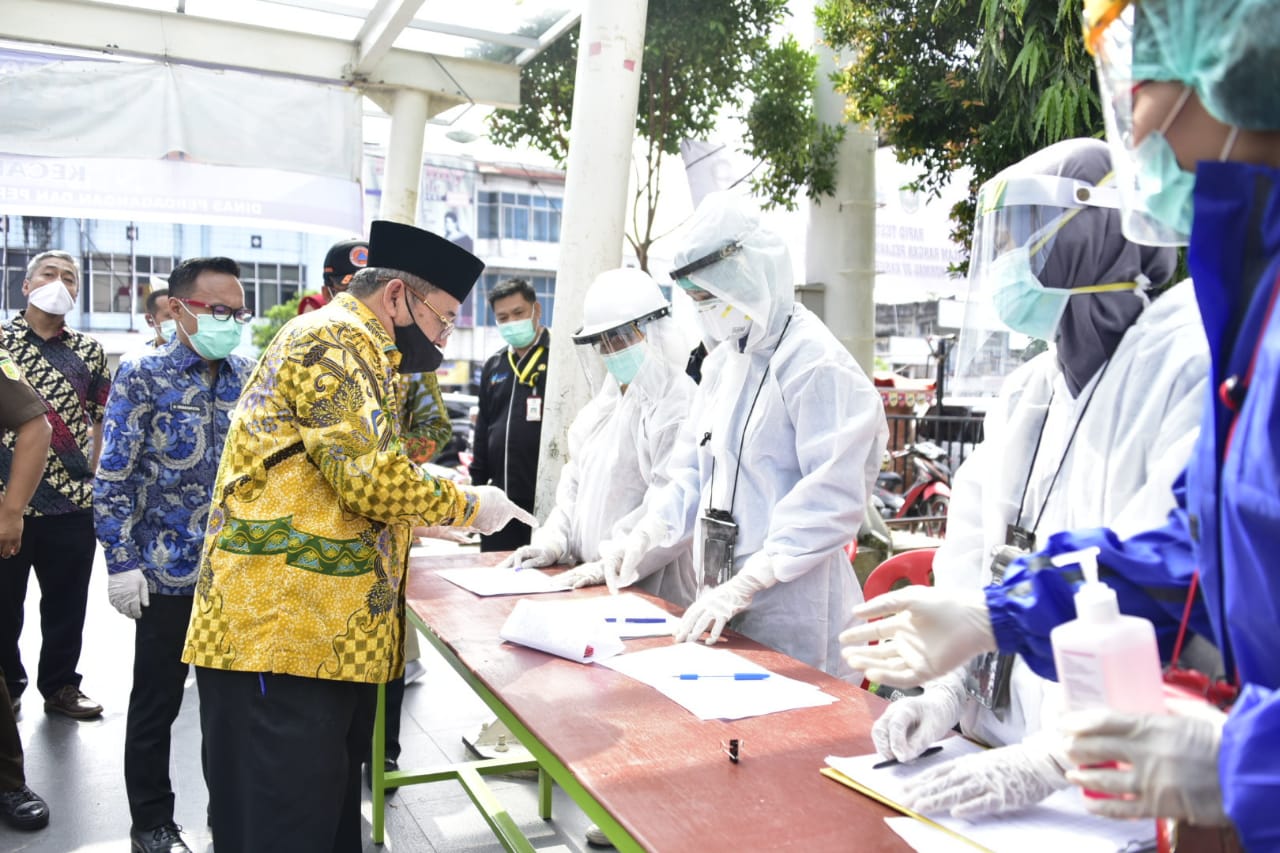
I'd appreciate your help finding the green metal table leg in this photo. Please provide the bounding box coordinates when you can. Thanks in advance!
[538,767,552,820]
[457,765,538,853]
[371,681,386,844]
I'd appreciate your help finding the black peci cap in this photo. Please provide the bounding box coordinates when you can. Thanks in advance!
[366,220,484,303]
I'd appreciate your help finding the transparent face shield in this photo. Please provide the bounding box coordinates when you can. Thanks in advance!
[574,322,648,388]
[952,173,1122,396]
[1084,0,1193,246]
[670,239,770,345]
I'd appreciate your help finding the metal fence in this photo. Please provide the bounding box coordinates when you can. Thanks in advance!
[882,408,986,482]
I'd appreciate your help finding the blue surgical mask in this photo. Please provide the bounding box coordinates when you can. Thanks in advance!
[499,318,537,349]
[159,319,177,341]
[991,248,1139,341]
[1134,130,1196,240]
[180,305,242,360]
[602,343,647,386]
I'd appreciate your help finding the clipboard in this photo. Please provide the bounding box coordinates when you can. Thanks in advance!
[819,766,993,853]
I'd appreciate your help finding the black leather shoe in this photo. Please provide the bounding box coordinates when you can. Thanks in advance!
[43,685,103,719]
[130,822,192,852]
[364,758,400,798]
[0,785,49,830]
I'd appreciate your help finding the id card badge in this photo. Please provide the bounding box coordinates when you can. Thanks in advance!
[526,396,542,422]
[963,524,1037,712]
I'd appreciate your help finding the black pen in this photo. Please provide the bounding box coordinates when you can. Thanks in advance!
[872,744,943,769]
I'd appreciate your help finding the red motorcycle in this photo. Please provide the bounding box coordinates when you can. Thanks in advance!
[879,441,952,537]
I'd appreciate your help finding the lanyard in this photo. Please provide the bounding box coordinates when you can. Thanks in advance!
[1014,359,1112,535]
[507,343,546,389]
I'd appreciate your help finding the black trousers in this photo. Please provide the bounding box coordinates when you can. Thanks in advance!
[0,510,96,699]
[0,666,24,791]
[125,594,200,831]
[376,676,404,763]
[196,667,375,853]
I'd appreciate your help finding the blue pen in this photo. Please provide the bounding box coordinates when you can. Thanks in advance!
[675,673,770,680]
[604,617,668,623]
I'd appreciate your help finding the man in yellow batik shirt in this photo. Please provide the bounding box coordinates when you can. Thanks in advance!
[183,221,535,853]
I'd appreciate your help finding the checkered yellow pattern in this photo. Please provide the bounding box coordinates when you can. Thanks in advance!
[183,295,476,683]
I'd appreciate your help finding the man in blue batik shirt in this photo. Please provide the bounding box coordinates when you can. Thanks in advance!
[94,256,254,853]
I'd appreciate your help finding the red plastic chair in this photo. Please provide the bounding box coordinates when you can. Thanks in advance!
[862,547,936,601]
[859,548,936,690]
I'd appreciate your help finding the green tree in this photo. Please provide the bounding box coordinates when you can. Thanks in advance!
[251,294,304,350]
[817,0,1100,268]
[488,0,841,271]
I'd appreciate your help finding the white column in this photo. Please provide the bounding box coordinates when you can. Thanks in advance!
[533,0,649,519]
[379,88,431,224]
[806,39,877,375]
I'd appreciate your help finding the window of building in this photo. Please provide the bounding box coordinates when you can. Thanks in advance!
[238,263,304,315]
[86,253,177,314]
[476,191,562,243]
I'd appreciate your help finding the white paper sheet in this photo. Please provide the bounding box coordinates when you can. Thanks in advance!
[824,739,1152,853]
[436,567,572,597]
[498,599,626,664]
[599,643,837,720]
[553,593,676,638]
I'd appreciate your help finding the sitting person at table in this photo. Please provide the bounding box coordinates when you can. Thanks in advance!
[501,268,697,608]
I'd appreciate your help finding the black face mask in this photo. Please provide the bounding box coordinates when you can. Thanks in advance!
[394,297,444,374]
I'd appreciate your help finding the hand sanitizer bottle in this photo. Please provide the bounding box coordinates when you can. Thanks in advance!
[1049,546,1164,716]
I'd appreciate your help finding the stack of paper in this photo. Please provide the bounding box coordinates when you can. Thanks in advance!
[600,643,838,720]
[499,599,626,664]
[436,567,572,597]
[823,738,1151,853]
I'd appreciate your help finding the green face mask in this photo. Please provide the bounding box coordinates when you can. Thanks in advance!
[499,318,536,348]
[181,305,242,360]
[601,342,647,386]
[991,247,1139,341]
[159,319,177,341]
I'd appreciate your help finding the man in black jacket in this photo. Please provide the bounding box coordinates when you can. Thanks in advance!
[470,278,548,552]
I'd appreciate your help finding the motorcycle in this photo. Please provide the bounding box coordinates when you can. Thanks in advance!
[877,440,952,537]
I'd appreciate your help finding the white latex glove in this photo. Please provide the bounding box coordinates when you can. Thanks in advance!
[557,561,606,589]
[838,587,996,688]
[674,551,777,646]
[872,670,966,763]
[108,569,150,620]
[1062,700,1229,825]
[463,485,539,535]
[608,514,668,594]
[499,543,562,569]
[902,733,1071,818]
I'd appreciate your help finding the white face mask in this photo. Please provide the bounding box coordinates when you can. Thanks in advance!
[697,300,750,343]
[27,283,76,316]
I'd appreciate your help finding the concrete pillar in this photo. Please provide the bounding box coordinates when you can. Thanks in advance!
[379,88,431,224]
[806,39,877,376]
[533,0,649,519]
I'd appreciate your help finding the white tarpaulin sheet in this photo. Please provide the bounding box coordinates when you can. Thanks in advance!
[0,154,363,235]
[0,59,361,180]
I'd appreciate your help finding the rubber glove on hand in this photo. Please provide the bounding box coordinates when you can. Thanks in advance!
[499,541,564,569]
[557,561,606,589]
[674,551,776,646]
[1062,700,1228,825]
[464,485,539,535]
[608,514,668,594]
[108,568,150,619]
[872,670,966,763]
[902,733,1070,818]
[838,587,995,688]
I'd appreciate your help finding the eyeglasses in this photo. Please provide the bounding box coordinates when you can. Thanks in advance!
[407,288,455,338]
[177,299,254,325]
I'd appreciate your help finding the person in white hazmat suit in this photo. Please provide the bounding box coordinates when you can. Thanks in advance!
[499,269,698,606]
[591,192,888,679]
[875,138,1210,818]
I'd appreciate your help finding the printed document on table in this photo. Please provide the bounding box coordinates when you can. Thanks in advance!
[436,567,572,597]
[599,642,837,720]
[823,738,1147,853]
[554,593,676,637]
[499,599,626,664]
